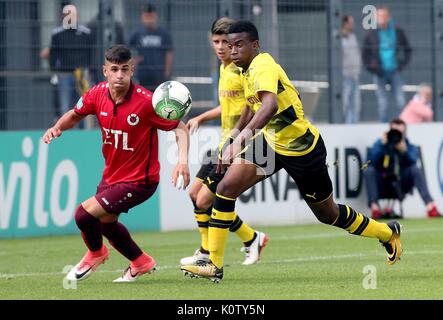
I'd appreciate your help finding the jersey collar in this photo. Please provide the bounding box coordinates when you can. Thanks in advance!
[106,81,134,105]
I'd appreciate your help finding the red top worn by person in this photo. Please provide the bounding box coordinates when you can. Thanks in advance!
[42,44,190,283]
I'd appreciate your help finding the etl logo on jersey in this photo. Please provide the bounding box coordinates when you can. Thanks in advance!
[103,128,134,151]
[127,113,139,126]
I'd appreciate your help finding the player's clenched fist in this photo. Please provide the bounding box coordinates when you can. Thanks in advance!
[42,127,62,144]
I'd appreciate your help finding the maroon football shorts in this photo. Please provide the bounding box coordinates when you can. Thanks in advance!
[94,180,158,214]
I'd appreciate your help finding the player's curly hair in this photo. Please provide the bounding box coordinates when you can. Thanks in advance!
[105,45,132,64]
[228,20,259,41]
[211,17,235,35]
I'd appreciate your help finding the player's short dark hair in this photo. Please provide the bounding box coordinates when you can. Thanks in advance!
[390,118,406,127]
[143,3,157,13]
[228,20,259,41]
[211,17,235,35]
[105,45,132,64]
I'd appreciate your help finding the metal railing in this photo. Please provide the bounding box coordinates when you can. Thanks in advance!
[0,0,442,130]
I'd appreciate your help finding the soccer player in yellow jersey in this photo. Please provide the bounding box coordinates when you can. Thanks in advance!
[182,20,401,282]
[180,18,269,267]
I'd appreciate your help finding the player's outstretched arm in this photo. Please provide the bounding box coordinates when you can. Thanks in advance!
[186,105,221,134]
[239,91,278,139]
[42,110,86,144]
[229,105,254,139]
[172,121,190,189]
[216,106,254,173]
[218,92,277,173]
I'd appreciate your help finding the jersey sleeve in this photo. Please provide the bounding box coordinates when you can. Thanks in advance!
[151,113,180,131]
[253,66,278,95]
[73,86,97,116]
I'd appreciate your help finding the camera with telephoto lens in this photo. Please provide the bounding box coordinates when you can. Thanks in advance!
[387,128,403,145]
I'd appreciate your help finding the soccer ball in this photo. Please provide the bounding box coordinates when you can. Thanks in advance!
[152,81,192,121]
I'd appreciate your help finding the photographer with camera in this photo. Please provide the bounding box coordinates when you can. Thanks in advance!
[364,118,441,219]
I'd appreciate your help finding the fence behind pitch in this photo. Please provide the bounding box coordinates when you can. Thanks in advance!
[0,0,442,130]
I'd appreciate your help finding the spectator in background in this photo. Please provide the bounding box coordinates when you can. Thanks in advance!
[400,83,433,124]
[87,13,125,84]
[47,5,93,123]
[362,5,412,123]
[129,3,173,92]
[364,118,441,219]
[341,15,361,124]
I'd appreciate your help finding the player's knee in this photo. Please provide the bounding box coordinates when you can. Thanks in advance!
[100,214,118,224]
[309,202,339,225]
[196,194,212,211]
[101,220,117,238]
[188,188,198,202]
[74,205,94,227]
[315,213,336,225]
[188,181,203,202]
[216,180,236,199]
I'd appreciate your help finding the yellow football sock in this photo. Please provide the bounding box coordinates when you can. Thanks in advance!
[333,204,392,242]
[209,194,237,268]
[194,206,211,252]
[230,214,255,243]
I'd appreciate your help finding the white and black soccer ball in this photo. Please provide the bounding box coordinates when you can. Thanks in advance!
[152,81,192,121]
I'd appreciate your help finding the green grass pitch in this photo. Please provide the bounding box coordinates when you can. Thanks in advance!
[1,218,442,300]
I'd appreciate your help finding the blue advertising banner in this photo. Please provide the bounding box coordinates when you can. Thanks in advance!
[0,130,160,238]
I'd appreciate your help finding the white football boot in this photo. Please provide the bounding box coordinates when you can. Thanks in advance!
[241,231,269,265]
[180,249,210,265]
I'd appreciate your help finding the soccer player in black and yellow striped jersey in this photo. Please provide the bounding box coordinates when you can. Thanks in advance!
[180,18,269,267]
[181,20,402,282]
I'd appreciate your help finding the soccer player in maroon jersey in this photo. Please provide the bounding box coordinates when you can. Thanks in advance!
[42,45,190,282]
